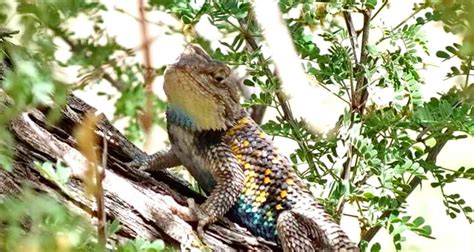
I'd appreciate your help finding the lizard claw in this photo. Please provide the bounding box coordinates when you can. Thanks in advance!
[187,198,211,240]
[197,218,210,240]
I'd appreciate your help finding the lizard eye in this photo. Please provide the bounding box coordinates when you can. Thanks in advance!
[213,73,225,82]
[211,65,230,83]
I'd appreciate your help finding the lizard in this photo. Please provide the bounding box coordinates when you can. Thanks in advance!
[131,44,358,251]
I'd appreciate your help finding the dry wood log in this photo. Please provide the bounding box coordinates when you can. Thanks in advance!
[0,93,278,251]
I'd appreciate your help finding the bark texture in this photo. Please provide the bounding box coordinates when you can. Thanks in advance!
[0,93,278,251]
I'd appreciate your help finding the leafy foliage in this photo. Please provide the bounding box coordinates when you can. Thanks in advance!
[0,188,167,252]
[0,188,97,251]
[1,0,473,251]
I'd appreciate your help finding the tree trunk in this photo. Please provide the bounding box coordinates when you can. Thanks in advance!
[0,94,278,251]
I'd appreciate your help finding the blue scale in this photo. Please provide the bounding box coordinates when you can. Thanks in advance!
[230,197,279,243]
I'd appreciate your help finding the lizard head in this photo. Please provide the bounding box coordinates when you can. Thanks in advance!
[164,45,241,131]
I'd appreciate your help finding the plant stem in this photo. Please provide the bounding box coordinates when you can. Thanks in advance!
[343,11,359,65]
[465,57,472,87]
[370,0,388,21]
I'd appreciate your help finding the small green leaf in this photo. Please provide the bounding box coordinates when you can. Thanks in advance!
[243,79,255,86]
[365,0,377,9]
[436,50,450,59]
[55,162,72,185]
[412,216,425,227]
[370,242,381,252]
[421,225,432,235]
[363,192,375,199]
[367,45,378,55]
[147,240,165,251]
[106,219,122,237]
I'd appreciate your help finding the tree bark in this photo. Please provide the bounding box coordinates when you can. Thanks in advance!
[0,94,278,251]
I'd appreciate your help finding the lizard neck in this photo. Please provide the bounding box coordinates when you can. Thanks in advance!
[166,106,247,131]
[166,105,197,129]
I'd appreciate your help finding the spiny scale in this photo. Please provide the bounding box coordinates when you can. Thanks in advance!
[225,116,298,242]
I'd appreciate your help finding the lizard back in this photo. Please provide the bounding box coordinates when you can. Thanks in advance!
[167,108,316,243]
[225,115,310,242]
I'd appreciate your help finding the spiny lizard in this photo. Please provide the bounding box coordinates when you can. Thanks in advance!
[132,45,358,251]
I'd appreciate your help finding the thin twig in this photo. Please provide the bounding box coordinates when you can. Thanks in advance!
[465,57,472,87]
[343,11,359,65]
[114,7,182,34]
[96,128,108,250]
[138,0,156,151]
[103,72,125,91]
[370,0,388,21]
[353,8,371,114]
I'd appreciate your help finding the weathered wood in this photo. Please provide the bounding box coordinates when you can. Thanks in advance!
[0,93,278,251]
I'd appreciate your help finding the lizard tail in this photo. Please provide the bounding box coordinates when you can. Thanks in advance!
[277,205,358,251]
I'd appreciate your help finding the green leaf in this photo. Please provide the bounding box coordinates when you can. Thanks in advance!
[106,219,122,237]
[412,216,425,227]
[243,79,255,86]
[55,162,72,185]
[421,225,432,236]
[365,0,377,9]
[370,242,381,252]
[147,240,165,251]
[0,151,12,171]
[363,192,375,199]
[436,50,450,59]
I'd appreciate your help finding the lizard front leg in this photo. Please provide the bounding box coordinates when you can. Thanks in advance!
[190,143,245,238]
[127,148,181,171]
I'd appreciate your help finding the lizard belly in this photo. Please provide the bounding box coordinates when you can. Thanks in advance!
[167,124,216,193]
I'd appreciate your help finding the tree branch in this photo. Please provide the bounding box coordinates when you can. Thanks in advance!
[338,8,372,215]
[237,17,267,124]
[0,93,278,251]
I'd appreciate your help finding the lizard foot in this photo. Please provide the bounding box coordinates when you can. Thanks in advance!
[126,155,152,172]
[126,158,150,171]
[187,198,211,240]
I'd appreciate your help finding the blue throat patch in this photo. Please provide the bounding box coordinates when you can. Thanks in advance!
[166,106,196,129]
